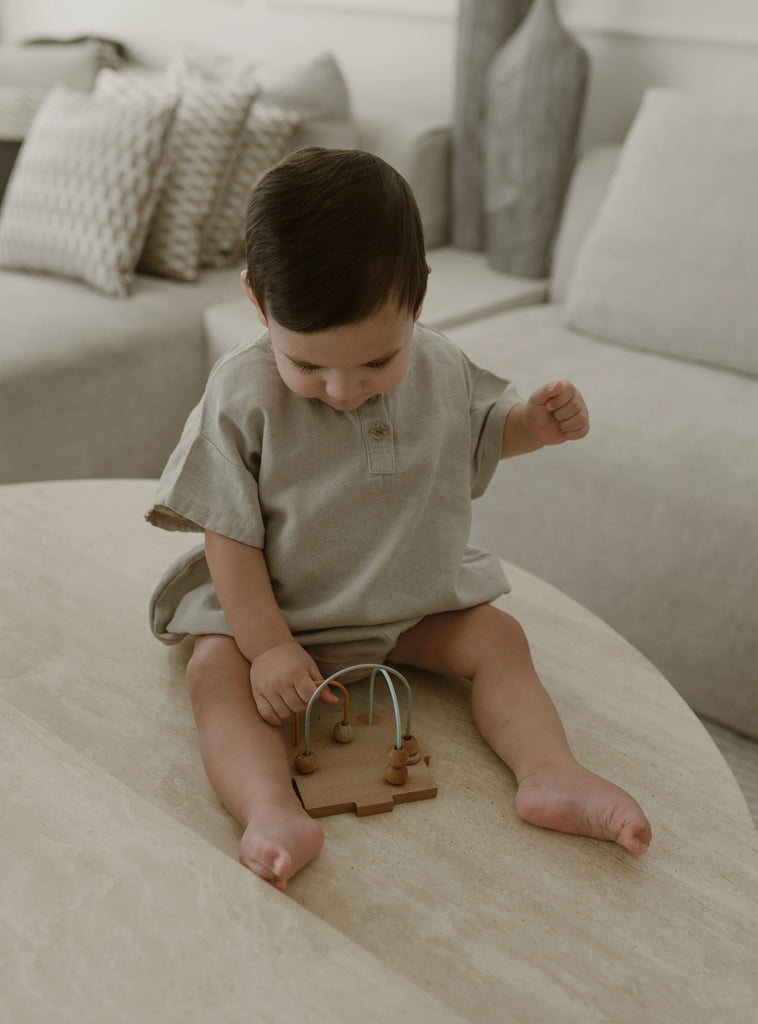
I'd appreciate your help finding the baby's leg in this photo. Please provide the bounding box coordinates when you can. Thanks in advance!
[186,635,324,890]
[389,605,651,854]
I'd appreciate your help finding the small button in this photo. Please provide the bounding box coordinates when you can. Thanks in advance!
[370,423,388,441]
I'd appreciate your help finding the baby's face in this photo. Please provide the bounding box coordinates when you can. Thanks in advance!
[262,301,417,412]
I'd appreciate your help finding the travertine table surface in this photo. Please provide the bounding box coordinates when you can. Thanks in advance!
[2,479,756,1024]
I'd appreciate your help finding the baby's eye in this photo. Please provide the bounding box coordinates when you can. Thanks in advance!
[294,362,318,374]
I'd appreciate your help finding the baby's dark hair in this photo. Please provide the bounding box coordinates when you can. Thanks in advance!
[244,147,428,332]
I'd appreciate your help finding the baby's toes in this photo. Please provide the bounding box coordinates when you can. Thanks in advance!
[613,805,652,855]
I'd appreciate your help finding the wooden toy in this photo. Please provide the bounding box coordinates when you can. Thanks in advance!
[288,664,437,817]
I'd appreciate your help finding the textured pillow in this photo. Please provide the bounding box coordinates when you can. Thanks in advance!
[180,47,354,148]
[0,85,50,139]
[482,0,588,278]
[0,86,49,203]
[564,89,758,377]
[173,49,354,265]
[202,103,301,267]
[0,86,175,296]
[96,66,254,281]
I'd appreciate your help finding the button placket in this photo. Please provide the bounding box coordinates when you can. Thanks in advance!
[358,400,395,474]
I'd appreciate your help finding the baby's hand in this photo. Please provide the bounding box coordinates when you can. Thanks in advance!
[250,639,339,726]
[524,380,589,447]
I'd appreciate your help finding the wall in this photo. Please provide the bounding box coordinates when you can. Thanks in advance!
[1,1,757,141]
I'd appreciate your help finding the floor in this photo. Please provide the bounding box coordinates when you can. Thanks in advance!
[701,717,758,829]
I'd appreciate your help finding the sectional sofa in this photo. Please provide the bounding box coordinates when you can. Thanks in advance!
[1,43,756,782]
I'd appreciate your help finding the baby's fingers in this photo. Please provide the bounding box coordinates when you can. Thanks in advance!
[255,690,293,726]
[548,384,589,435]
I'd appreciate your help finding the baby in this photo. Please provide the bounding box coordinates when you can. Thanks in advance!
[147,147,651,891]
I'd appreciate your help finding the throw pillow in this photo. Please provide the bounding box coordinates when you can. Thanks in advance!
[0,86,49,203]
[0,40,109,90]
[0,85,175,296]
[96,65,255,281]
[0,85,50,139]
[179,47,355,147]
[563,89,758,378]
[254,51,352,122]
[482,0,588,278]
[202,103,301,267]
[173,49,354,265]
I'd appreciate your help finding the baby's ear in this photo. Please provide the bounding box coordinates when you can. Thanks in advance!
[241,270,268,326]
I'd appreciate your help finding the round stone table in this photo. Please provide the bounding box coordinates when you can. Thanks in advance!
[2,479,756,1024]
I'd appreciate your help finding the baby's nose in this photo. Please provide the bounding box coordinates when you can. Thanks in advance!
[325,370,362,401]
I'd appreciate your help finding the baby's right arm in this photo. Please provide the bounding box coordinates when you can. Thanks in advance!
[205,531,337,725]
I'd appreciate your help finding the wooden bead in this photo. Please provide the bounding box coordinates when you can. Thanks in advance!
[332,721,354,744]
[386,745,409,768]
[294,751,318,774]
[384,764,408,786]
[402,734,420,764]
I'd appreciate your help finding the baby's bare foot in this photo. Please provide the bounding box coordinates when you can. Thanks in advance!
[515,760,652,854]
[240,799,325,891]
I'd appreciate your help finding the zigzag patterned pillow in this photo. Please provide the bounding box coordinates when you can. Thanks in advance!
[0,86,50,140]
[201,103,301,268]
[96,67,254,282]
[0,85,176,296]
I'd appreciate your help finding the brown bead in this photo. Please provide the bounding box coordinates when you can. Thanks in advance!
[386,745,409,768]
[294,751,319,774]
[332,721,354,744]
[384,764,408,786]
[402,734,420,764]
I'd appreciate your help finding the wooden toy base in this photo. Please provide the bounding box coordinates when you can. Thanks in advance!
[288,708,437,818]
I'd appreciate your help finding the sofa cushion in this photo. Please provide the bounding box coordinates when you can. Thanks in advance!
[0,85,175,297]
[564,88,758,377]
[0,265,244,484]
[447,304,758,738]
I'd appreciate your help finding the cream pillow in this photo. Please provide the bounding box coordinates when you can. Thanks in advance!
[96,66,255,281]
[0,40,110,90]
[564,89,758,377]
[0,85,175,296]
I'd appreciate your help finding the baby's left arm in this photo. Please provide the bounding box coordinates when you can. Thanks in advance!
[501,380,589,458]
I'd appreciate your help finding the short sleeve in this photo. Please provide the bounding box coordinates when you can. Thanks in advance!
[467,360,521,499]
[145,348,266,548]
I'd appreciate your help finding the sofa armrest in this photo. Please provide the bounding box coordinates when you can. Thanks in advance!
[354,108,451,248]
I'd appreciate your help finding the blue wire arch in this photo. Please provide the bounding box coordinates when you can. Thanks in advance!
[301,663,413,755]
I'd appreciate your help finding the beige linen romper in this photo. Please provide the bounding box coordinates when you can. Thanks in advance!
[146,322,521,677]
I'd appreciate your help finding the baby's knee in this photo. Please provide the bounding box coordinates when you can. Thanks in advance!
[466,604,531,664]
[185,634,241,699]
